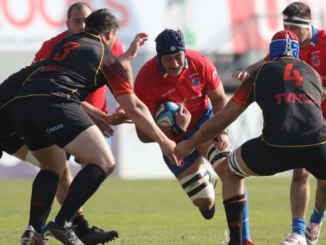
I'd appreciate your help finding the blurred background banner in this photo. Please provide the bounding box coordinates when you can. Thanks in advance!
[1,0,325,53]
[0,0,324,178]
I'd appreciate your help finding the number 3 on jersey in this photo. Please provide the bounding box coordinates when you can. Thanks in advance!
[283,64,303,86]
[53,42,81,61]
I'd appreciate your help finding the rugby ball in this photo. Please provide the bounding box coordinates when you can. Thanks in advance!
[155,101,179,127]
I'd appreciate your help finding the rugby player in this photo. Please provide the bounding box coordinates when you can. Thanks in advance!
[16,9,178,245]
[175,30,326,245]
[0,64,131,245]
[232,2,326,244]
[134,29,256,245]
[31,2,142,238]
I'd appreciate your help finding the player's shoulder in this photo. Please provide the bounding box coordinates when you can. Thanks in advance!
[185,49,206,59]
[186,49,210,64]
[315,29,326,46]
[136,56,159,84]
[43,30,68,47]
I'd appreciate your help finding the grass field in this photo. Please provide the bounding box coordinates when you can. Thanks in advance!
[0,177,324,245]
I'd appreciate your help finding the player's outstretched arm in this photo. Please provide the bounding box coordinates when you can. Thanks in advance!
[117,93,179,166]
[232,59,265,82]
[117,33,148,88]
[174,101,246,160]
[117,33,148,69]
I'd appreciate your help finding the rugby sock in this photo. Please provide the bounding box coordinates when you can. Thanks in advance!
[73,212,90,238]
[224,194,246,245]
[200,203,215,220]
[56,164,107,227]
[241,185,251,240]
[292,218,306,235]
[310,204,326,224]
[29,170,59,233]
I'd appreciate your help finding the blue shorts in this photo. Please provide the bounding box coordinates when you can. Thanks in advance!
[66,136,112,163]
[163,105,213,177]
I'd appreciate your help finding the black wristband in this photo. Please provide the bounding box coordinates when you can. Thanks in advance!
[171,124,186,136]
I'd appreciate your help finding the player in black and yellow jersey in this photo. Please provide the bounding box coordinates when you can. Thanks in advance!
[0,61,134,245]
[174,30,326,245]
[0,63,42,161]
[14,8,178,245]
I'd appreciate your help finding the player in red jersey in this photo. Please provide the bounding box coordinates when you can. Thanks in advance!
[175,29,326,245]
[231,2,326,245]
[134,29,256,245]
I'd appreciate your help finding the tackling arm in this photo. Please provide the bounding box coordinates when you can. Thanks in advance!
[117,93,179,165]
[174,101,246,159]
[232,59,265,82]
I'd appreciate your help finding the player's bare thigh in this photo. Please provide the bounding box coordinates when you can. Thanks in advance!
[31,145,67,177]
[63,125,115,175]
[12,144,29,161]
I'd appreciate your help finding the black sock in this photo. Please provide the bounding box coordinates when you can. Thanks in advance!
[56,164,107,227]
[73,212,90,238]
[29,170,59,233]
[200,203,215,219]
[223,194,246,245]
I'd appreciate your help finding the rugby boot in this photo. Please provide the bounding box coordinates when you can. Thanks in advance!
[21,225,47,245]
[242,238,257,245]
[279,233,307,245]
[305,221,322,245]
[79,226,119,245]
[45,219,84,245]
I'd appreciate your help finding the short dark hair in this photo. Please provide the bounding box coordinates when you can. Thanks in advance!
[282,2,311,20]
[85,9,119,35]
[67,2,92,20]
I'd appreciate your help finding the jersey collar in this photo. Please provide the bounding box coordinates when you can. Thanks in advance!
[310,26,318,46]
[66,29,70,36]
[157,57,189,78]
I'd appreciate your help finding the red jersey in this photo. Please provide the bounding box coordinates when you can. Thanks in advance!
[134,49,220,141]
[32,30,125,114]
[264,26,326,118]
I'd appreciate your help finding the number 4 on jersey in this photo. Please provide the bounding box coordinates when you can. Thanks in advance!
[283,64,303,86]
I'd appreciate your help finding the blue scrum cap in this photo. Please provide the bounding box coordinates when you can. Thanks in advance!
[155,29,185,59]
[270,30,299,60]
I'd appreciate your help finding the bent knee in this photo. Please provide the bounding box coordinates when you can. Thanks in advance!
[193,198,215,219]
[292,168,310,182]
[97,160,115,175]
[193,198,215,210]
[317,180,326,193]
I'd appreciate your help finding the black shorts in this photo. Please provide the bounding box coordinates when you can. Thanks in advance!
[242,136,326,180]
[0,133,25,159]
[0,105,16,136]
[13,97,94,151]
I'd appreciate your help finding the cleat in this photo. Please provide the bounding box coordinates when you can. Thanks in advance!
[80,226,119,245]
[45,219,84,245]
[279,233,307,245]
[21,225,47,245]
[242,238,257,245]
[305,221,322,245]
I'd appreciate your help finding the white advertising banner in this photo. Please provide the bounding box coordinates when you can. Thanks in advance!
[1,0,324,53]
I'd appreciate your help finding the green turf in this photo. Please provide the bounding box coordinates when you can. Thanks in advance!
[0,177,324,244]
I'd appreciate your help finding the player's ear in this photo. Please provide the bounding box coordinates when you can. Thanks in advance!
[66,20,69,30]
[106,29,114,40]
